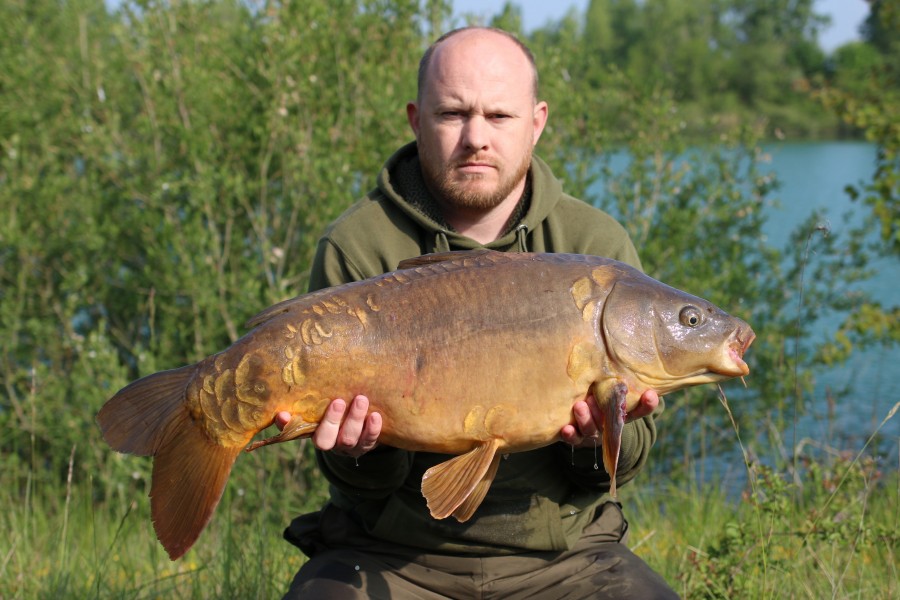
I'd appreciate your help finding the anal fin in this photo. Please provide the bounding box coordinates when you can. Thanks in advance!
[421,439,502,522]
[245,415,318,452]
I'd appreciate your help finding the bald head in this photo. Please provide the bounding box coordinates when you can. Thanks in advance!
[417,27,540,104]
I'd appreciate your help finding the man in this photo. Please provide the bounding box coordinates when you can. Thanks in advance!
[279,27,679,599]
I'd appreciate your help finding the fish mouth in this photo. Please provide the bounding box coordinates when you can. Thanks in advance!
[725,327,755,376]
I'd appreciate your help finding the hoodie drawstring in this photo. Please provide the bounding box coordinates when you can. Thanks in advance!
[434,230,451,253]
[515,224,529,252]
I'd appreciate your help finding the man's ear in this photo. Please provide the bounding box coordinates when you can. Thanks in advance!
[532,101,549,146]
[407,101,420,137]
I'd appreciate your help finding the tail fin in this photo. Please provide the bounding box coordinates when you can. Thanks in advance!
[149,410,242,559]
[97,365,242,560]
[97,366,196,455]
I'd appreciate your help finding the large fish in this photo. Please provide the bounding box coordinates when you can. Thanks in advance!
[98,249,754,559]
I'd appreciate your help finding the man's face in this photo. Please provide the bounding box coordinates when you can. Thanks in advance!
[408,31,548,212]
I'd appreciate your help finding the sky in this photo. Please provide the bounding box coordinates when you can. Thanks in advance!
[450,0,871,52]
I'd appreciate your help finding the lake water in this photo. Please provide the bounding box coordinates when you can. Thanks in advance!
[605,140,899,486]
[760,141,898,454]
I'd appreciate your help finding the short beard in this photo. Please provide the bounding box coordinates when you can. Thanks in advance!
[421,147,532,212]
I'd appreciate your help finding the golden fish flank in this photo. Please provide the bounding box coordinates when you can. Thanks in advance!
[281,345,305,388]
[300,318,332,345]
[570,275,595,314]
[188,353,271,447]
[365,293,381,312]
[282,295,375,387]
[462,404,515,440]
[97,249,754,561]
[566,341,605,390]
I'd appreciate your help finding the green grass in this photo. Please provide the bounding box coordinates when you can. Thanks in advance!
[0,438,326,599]
[1,424,897,599]
[627,462,899,599]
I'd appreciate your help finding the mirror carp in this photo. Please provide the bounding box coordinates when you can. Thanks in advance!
[98,249,754,560]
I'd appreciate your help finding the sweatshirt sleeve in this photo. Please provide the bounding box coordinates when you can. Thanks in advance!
[307,235,416,501]
[308,237,363,292]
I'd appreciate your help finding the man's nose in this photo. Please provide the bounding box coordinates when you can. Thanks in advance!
[461,116,489,152]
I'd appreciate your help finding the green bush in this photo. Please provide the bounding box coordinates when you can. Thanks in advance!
[1,1,896,597]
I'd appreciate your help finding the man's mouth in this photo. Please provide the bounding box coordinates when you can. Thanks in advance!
[455,160,496,175]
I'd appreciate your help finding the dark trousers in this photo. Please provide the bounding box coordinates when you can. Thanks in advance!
[282,502,680,599]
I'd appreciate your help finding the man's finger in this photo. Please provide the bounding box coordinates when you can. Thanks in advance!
[274,411,291,430]
[336,395,370,449]
[358,412,383,454]
[312,398,347,451]
[573,400,599,438]
[626,389,659,422]
[559,423,582,446]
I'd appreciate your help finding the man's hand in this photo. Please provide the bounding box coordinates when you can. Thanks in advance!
[275,394,382,458]
[559,389,659,448]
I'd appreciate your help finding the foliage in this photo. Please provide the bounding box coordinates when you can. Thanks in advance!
[1,0,421,483]
[629,453,899,599]
[0,0,897,597]
[0,435,327,598]
[548,0,836,137]
[813,0,900,368]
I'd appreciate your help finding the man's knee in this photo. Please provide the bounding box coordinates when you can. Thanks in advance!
[282,553,373,600]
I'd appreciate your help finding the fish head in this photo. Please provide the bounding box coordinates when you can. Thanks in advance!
[600,277,755,394]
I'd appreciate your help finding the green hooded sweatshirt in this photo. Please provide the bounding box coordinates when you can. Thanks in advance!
[305,142,658,555]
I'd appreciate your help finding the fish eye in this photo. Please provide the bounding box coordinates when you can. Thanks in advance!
[679,306,702,327]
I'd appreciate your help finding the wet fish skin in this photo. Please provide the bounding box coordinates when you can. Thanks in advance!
[97,249,754,560]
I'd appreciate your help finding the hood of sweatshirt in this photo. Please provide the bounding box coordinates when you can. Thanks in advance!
[374,141,565,253]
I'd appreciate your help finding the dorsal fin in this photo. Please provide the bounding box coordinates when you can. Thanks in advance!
[397,248,499,270]
[244,286,341,329]
[247,249,506,330]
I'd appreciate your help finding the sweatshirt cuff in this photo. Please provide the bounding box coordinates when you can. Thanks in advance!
[317,446,414,500]
[555,415,652,489]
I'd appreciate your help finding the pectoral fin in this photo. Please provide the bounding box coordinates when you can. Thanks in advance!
[594,381,628,499]
[245,415,318,452]
[421,439,502,522]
